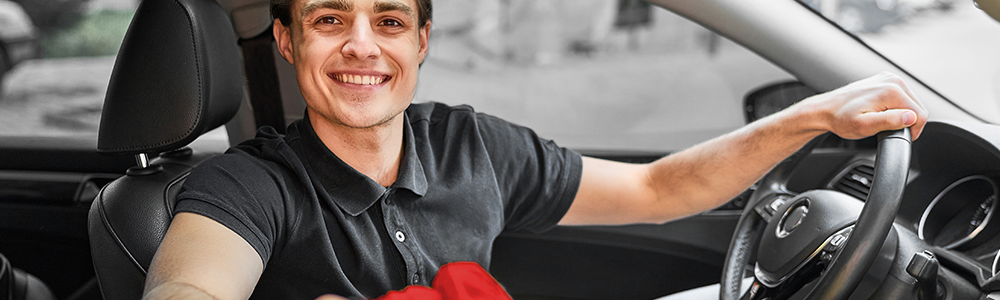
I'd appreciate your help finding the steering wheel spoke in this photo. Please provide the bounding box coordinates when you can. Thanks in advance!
[741,279,774,300]
[743,257,825,300]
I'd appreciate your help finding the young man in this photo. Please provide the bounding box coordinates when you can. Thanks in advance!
[142,0,928,299]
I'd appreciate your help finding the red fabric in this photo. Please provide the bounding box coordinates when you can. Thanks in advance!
[374,262,512,300]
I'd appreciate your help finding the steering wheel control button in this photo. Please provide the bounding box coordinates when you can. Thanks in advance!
[776,201,809,239]
[395,231,406,242]
[829,233,847,248]
[769,197,786,213]
[757,196,790,219]
[823,227,854,253]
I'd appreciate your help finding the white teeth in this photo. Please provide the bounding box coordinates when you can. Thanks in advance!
[337,74,384,85]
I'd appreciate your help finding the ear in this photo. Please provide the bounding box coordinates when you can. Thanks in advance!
[274,19,295,64]
[417,20,431,64]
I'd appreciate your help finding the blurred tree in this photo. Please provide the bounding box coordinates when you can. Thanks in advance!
[10,0,92,35]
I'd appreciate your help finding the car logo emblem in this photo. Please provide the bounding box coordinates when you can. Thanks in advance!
[777,201,809,239]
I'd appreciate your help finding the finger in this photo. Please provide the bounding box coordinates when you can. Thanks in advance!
[855,109,918,136]
[867,73,928,140]
[881,72,926,112]
[883,74,929,125]
[908,97,929,141]
[882,77,929,140]
[909,111,927,140]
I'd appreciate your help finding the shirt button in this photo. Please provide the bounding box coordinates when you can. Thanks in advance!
[412,273,420,284]
[395,231,406,242]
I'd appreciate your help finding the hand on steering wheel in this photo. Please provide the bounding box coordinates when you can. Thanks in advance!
[721,128,911,300]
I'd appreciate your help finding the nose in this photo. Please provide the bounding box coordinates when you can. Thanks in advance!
[342,19,381,60]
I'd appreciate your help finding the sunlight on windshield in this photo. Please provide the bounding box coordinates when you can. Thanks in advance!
[805,0,1000,123]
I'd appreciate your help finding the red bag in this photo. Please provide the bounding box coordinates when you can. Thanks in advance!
[375,262,512,300]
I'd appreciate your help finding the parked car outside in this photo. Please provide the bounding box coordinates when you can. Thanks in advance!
[0,0,39,95]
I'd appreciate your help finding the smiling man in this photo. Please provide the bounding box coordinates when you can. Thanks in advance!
[141,0,929,299]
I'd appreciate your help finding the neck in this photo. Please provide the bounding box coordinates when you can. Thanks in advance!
[309,111,405,187]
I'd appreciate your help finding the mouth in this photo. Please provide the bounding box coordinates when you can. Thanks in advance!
[331,73,391,86]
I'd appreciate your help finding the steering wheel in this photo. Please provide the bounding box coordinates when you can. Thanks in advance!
[720,128,911,300]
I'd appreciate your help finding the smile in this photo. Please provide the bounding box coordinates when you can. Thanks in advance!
[332,74,390,85]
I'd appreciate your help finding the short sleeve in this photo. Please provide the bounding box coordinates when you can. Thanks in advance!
[174,150,289,263]
[474,113,583,233]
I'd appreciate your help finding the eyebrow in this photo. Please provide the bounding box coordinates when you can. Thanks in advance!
[301,0,352,20]
[300,0,415,21]
[373,0,415,20]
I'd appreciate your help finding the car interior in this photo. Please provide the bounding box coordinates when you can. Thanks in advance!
[2,0,1000,299]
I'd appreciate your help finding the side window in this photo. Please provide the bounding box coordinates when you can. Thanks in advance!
[417,0,794,152]
[0,0,135,140]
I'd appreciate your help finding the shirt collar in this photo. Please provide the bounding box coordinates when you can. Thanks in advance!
[292,112,427,216]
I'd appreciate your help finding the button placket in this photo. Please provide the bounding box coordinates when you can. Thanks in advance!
[383,190,420,284]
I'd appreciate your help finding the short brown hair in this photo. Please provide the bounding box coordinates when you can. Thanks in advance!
[271,0,432,29]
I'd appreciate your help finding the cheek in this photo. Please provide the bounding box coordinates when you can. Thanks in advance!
[296,37,336,66]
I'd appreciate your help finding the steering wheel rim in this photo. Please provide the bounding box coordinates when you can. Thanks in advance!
[720,128,911,300]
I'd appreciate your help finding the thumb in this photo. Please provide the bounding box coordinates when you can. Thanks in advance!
[898,109,918,127]
[858,109,917,131]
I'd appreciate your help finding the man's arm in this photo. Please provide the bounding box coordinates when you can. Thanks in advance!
[559,72,928,225]
[143,212,264,300]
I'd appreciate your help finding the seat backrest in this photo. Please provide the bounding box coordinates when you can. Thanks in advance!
[87,0,244,299]
[1,253,56,300]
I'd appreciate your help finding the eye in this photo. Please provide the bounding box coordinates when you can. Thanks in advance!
[316,16,341,25]
[378,19,403,27]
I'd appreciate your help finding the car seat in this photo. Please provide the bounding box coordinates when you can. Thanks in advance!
[86,0,244,299]
[0,253,55,300]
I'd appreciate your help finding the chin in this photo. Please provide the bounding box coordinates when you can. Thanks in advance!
[335,111,400,129]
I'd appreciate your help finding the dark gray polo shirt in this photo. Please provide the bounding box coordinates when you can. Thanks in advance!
[175,102,583,299]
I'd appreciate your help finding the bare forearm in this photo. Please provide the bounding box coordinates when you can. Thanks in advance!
[562,72,927,226]
[644,101,824,220]
[562,102,823,225]
[143,282,220,300]
[644,72,928,221]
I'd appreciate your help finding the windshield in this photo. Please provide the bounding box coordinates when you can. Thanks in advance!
[801,0,1000,123]
[11,1,988,153]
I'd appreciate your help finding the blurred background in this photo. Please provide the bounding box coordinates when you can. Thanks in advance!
[0,0,994,152]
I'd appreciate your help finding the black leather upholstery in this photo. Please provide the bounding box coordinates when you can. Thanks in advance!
[88,0,244,299]
[89,152,218,300]
[97,0,242,156]
[1,254,55,300]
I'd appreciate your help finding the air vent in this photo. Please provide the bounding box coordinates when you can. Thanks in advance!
[833,164,875,200]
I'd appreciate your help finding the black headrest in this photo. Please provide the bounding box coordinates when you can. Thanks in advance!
[98,0,243,155]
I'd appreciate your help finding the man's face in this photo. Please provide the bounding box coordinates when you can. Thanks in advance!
[275,0,429,130]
